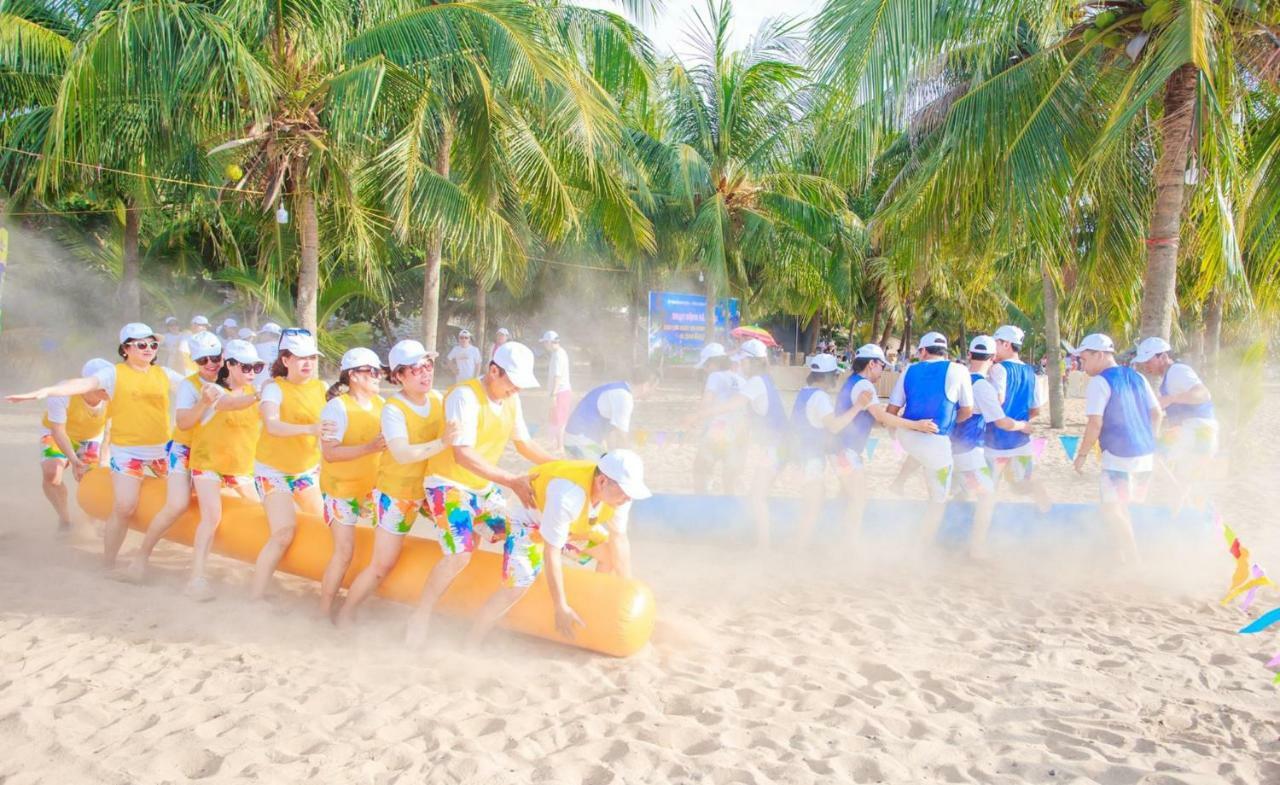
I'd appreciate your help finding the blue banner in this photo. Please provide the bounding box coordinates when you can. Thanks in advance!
[647,291,739,363]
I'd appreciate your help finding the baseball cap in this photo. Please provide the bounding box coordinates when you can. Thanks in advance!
[540,330,560,343]
[917,331,948,350]
[969,335,996,355]
[388,339,436,369]
[119,323,157,344]
[81,358,113,377]
[188,331,223,361]
[340,347,383,371]
[1075,333,1115,353]
[238,327,255,340]
[1133,336,1172,363]
[598,449,652,501]
[458,329,472,339]
[854,343,887,362]
[737,338,768,360]
[259,322,282,335]
[697,342,727,368]
[221,317,238,328]
[496,327,510,337]
[808,353,839,373]
[279,330,320,358]
[164,316,179,326]
[492,341,539,388]
[191,315,210,327]
[993,325,1025,345]
[223,339,260,365]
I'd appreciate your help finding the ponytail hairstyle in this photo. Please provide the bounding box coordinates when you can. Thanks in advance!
[271,350,293,379]
[326,369,353,401]
[387,365,408,386]
[216,362,232,389]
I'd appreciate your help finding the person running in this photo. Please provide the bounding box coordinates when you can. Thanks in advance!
[473,449,650,643]
[448,329,482,382]
[7,323,185,567]
[1073,333,1163,563]
[184,340,265,600]
[37,357,112,533]
[563,366,660,459]
[729,339,788,548]
[1133,336,1217,509]
[491,327,510,360]
[316,347,387,618]
[986,325,1051,511]
[789,353,845,546]
[219,317,239,341]
[691,342,746,494]
[885,332,975,546]
[404,341,556,647]
[541,330,572,452]
[335,341,457,626]
[250,329,326,600]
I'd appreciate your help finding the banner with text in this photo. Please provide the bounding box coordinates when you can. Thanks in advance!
[647,291,740,363]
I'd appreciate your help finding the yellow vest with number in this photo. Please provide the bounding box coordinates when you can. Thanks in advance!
[107,363,172,447]
[255,377,326,473]
[171,373,211,446]
[189,384,261,477]
[430,379,517,491]
[529,460,615,539]
[321,394,386,498]
[376,392,443,499]
[43,396,107,442]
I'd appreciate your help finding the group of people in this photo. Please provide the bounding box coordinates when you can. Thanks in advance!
[8,322,652,644]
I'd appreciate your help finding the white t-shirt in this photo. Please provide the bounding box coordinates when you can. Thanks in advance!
[514,477,631,549]
[1084,372,1160,471]
[380,393,438,442]
[595,387,635,434]
[805,388,835,428]
[888,359,975,410]
[1161,363,1206,398]
[547,346,571,393]
[738,375,773,416]
[448,344,483,380]
[845,377,878,410]
[41,396,108,438]
[705,370,744,427]
[972,376,1007,422]
[423,385,531,491]
[259,381,284,406]
[989,359,1047,408]
[320,395,381,442]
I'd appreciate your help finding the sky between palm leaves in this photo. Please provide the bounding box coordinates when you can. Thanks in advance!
[576,0,822,58]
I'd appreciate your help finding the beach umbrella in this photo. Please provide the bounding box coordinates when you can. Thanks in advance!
[731,325,778,347]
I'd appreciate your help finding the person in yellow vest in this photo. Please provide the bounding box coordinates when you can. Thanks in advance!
[7,323,185,567]
[250,329,327,600]
[316,347,387,618]
[334,340,458,626]
[127,331,255,582]
[404,341,556,647]
[472,449,650,643]
[184,340,266,600]
[37,357,112,533]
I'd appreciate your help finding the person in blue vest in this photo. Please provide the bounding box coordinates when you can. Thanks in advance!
[987,325,1051,512]
[691,342,747,494]
[563,366,661,459]
[886,332,975,545]
[1133,336,1217,510]
[1072,334,1163,563]
[731,338,789,548]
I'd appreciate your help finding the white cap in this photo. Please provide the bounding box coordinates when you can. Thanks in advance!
[697,342,727,368]
[221,317,238,328]
[1076,333,1115,353]
[917,331,948,350]
[458,329,472,339]
[188,331,223,360]
[993,325,1025,345]
[496,327,510,337]
[598,449,652,501]
[223,339,260,365]
[81,357,113,377]
[388,339,436,369]
[341,346,383,371]
[164,316,179,325]
[492,341,539,388]
[854,343,887,361]
[118,322,157,344]
[540,330,559,343]
[808,353,839,373]
[279,330,320,357]
[259,322,282,335]
[238,327,255,340]
[191,315,210,326]
[737,338,768,359]
[969,335,996,355]
[1133,336,1172,363]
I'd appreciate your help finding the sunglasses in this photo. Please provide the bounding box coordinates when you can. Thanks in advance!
[195,355,223,366]
[127,340,159,351]
[348,365,381,376]
[400,361,434,376]
[228,359,266,373]
[281,327,312,337]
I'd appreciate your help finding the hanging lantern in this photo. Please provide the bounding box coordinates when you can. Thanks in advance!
[275,203,289,224]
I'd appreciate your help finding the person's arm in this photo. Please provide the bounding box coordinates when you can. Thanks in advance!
[453,446,535,505]
[7,375,100,402]
[176,383,222,431]
[1159,383,1211,408]
[49,422,84,471]
[868,402,939,433]
[515,439,558,464]
[214,391,259,411]
[544,545,585,638]
[601,391,634,449]
[955,405,973,423]
[324,438,384,462]
[604,507,632,579]
[260,401,322,438]
[824,388,871,433]
[1074,416,1102,473]
[386,419,459,464]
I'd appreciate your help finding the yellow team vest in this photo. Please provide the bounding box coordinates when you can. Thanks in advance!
[42,396,108,442]
[255,377,326,473]
[172,373,213,446]
[320,394,386,498]
[529,460,616,540]
[189,384,261,477]
[107,363,172,447]
[429,378,517,491]
[376,392,444,499]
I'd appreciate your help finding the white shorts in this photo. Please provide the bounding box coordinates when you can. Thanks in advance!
[1162,418,1219,460]
[953,446,987,473]
[897,431,954,472]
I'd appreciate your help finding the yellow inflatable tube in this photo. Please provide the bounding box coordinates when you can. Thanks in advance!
[77,469,656,656]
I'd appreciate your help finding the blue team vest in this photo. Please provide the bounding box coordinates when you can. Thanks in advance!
[1099,366,1156,458]
[951,373,986,454]
[1160,363,1215,425]
[835,373,876,452]
[790,387,833,461]
[902,361,959,436]
[565,381,629,442]
[749,373,788,446]
[986,361,1033,450]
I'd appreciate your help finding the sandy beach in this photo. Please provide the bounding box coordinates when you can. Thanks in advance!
[1,383,1278,785]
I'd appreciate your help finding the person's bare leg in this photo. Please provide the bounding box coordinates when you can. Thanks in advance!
[319,521,356,618]
[692,445,713,494]
[968,491,996,560]
[890,456,918,494]
[1103,502,1140,566]
[41,461,70,527]
[251,491,298,599]
[129,470,191,578]
[838,468,868,546]
[104,473,142,568]
[405,551,473,646]
[794,475,825,550]
[336,528,406,626]
[465,586,529,647]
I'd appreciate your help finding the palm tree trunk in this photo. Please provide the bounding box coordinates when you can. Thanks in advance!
[1041,259,1065,429]
[879,309,894,349]
[868,283,883,344]
[119,202,141,321]
[900,299,914,359]
[474,279,487,358]
[421,119,453,352]
[1139,63,1198,340]
[1203,288,1222,379]
[703,280,716,343]
[294,164,320,334]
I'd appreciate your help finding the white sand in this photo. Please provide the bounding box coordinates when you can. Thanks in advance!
[1,384,1279,784]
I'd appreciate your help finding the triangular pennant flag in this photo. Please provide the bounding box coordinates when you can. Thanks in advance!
[865,437,879,461]
[892,439,906,457]
[1242,566,1268,611]
[1031,437,1047,459]
[1239,607,1280,634]
[1266,652,1280,669]
[633,429,650,448]
[1223,575,1274,606]
[654,431,666,447]
[1058,434,1081,460]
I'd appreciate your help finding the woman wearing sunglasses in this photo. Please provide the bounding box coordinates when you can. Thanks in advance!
[250,329,326,600]
[335,340,456,626]
[316,347,386,618]
[6,323,186,567]
[182,340,266,600]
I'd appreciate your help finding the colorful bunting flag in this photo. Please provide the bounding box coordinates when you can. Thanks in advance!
[1031,436,1047,459]
[865,437,879,461]
[1059,434,1081,460]
[1239,607,1280,635]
